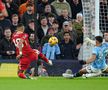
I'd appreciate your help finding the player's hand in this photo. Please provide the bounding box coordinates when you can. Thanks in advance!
[48,60,53,66]
[16,54,22,60]
[79,60,86,65]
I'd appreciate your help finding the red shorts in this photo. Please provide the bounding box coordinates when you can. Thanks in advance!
[18,51,38,70]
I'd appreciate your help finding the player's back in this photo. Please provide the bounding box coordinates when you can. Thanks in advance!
[91,45,107,69]
[12,32,34,56]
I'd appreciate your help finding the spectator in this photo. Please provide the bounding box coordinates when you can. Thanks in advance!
[0,0,8,17]
[51,0,72,17]
[67,0,83,19]
[59,32,76,59]
[47,13,56,27]
[0,27,16,59]
[10,14,19,33]
[69,21,78,45]
[29,33,39,49]
[37,0,49,15]
[57,9,72,29]
[4,0,18,20]
[57,21,71,42]
[37,15,49,43]
[25,19,36,36]
[21,3,34,26]
[43,4,57,17]
[42,36,60,60]
[0,27,3,40]
[52,20,60,33]
[57,21,78,45]
[37,0,53,4]
[14,0,27,6]
[0,12,12,30]
[72,13,83,43]
[41,27,56,46]
[18,0,34,18]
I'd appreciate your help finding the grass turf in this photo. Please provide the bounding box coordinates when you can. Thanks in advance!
[0,77,108,90]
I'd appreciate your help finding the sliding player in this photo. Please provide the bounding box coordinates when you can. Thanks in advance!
[12,23,52,79]
[63,36,108,78]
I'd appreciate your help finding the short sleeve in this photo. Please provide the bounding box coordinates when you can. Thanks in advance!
[92,48,98,55]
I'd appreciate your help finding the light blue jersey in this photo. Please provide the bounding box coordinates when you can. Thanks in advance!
[91,44,108,69]
[102,42,108,48]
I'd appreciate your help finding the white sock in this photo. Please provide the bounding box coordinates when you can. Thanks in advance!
[85,72,102,78]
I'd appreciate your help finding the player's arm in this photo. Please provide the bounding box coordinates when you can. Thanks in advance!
[86,54,96,64]
[79,54,96,65]
[16,39,24,59]
[18,39,24,54]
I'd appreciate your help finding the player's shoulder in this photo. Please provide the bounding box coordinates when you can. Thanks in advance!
[12,32,18,38]
[102,42,108,47]
[92,46,100,52]
[23,33,28,37]
[93,45,105,53]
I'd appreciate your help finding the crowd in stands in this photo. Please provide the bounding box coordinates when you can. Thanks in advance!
[0,0,83,60]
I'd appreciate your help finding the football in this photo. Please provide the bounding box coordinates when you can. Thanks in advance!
[48,36,58,46]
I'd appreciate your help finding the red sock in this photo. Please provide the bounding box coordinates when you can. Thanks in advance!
[18,73,26,79]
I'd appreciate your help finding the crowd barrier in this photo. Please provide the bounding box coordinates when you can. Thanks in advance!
[44,60,82,76]
[0,59,82,76]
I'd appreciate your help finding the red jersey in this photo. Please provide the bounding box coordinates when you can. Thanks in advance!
[12,32,35,56]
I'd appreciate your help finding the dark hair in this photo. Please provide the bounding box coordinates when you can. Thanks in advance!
[47,27,55,32]
[39,15,47,21]
[47,13,55,18]
[4,27,11,34]
[63,32,71,36]
[11,14,18,18]
[26,3,33,7]
[4,27,11,31]
[28,19,34,23]
[95,36,103,43]
[53,20,59,24]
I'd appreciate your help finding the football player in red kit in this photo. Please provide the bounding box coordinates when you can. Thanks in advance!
[12,23,52,79]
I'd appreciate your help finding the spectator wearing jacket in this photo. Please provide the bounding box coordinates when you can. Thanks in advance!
[21,3,34,26]
[59,32,77,59]
[51,0,72,17]
[0,27,16,59]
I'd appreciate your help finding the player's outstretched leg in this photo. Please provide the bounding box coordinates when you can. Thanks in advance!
[73,68,87,77]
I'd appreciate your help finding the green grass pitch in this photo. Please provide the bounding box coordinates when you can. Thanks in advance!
[0,77,108,90]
